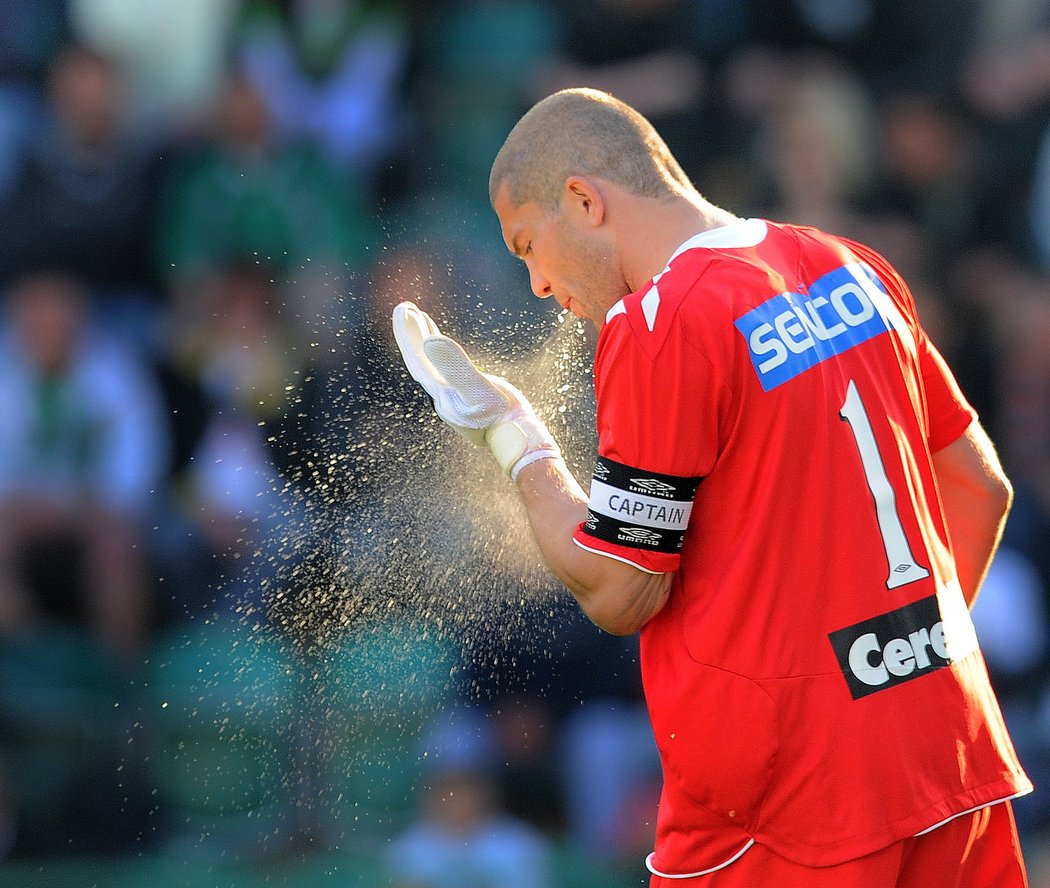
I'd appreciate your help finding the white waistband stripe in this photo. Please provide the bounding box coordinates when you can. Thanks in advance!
[645,839,755,879]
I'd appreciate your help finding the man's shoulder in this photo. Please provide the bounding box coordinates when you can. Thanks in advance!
[598,221,837,356]
[598,277,729,370]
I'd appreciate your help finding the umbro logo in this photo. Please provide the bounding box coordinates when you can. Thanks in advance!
[629,477,677,497]
[617,527,662,545]
[593,462,610,481]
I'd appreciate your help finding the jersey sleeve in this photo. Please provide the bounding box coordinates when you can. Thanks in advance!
[573,285,728,573]
[839,234,977,453]
[919,329,977,452]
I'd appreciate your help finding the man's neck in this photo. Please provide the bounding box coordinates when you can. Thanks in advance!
[620,192,740,292]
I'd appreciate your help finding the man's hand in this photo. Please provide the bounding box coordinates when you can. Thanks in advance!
[393,301,669,634]
[392,301,561,479]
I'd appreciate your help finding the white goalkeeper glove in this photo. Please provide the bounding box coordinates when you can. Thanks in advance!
[392,301,561,480]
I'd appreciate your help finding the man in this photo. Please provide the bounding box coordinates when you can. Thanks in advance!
[0,272,169,663]
[392,88,1032,885]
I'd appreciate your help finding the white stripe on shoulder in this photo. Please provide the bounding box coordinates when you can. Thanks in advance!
[641,284,661,332]
[605,300,627,323]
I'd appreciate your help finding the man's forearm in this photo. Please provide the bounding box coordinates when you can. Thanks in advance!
[515,457,672,635]
[931,422,1013,607]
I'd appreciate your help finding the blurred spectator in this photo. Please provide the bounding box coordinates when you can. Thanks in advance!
[402,0,564,194]
[962,26,1050,123]
[486,696,566,836]
[959,22,1050,256]
[981,260,1050,514]
[384,761,554,888]
[749,54,876,235]
[153,65,374,312]
[0,273,169,664]
[748,0,979,98]
[168,261,302,424]
[69,0,240,129]
[890,258,999,440]
[547,612,660,865]
[558,698,660,864]
[973,547,1049,697]
[0,42,166,306]
[947,245,1050,842]
[530,0,709,181]
[871,92,983,258]
[460,593,658,863]
[161,262,307,619]
[236,0,411,193]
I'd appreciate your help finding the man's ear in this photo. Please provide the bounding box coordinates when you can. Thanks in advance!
[563,176,605,226]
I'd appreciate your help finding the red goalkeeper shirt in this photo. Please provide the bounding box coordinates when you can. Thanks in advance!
[572,219,1032,876]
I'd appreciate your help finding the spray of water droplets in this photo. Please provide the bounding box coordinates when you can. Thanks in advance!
[143,266,603,857]
[262,300,596,651]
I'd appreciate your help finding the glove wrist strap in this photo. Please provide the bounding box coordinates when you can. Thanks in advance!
[487,417,560,479]
[508,446,560,481]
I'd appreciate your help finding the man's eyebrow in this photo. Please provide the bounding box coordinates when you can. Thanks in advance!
[508,231,525,258]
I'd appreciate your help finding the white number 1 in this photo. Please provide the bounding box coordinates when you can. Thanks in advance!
[840,380,930,589]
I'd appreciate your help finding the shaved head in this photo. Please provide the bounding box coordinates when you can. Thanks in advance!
[489,88,693,213]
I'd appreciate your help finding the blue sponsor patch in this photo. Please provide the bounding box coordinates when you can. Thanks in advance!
[735,263,896,391]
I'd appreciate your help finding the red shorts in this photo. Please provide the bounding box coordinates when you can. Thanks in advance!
[649,801,1028,888]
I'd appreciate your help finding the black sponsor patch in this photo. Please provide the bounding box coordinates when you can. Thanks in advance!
[828,595,951,700]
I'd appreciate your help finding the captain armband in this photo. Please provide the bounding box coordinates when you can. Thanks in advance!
[582,456,703,554]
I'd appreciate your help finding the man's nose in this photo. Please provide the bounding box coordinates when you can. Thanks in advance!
[528,264,552,298]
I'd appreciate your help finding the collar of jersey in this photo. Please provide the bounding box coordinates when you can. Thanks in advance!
[665,217,768,265]
[604,218,768,326]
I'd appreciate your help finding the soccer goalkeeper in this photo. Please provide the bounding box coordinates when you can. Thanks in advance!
[393,88,1032,886]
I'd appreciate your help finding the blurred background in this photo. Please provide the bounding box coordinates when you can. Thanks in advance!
[0,1,1048,886]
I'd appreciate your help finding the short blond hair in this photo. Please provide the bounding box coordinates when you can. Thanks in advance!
[489,88,692,212]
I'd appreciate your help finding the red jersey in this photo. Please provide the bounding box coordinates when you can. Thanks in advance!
[572,219,1032,875]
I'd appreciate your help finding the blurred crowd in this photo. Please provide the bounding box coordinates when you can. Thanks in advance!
[0,0,1049,885]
